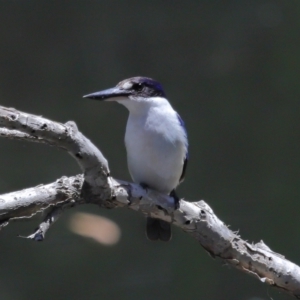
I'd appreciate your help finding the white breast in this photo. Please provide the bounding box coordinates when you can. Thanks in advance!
[124,100,187,194]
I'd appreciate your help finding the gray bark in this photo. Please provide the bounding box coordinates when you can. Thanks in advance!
[0,105,299,298]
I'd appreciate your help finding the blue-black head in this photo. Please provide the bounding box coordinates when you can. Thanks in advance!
[117,77,166,98]
[83,76,166,100]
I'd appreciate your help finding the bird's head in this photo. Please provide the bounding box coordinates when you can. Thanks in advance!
[83,77,167,112]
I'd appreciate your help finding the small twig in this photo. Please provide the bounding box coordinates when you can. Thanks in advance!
[0,127,41,142]
[20,206,63,241]
[1,104,300,298]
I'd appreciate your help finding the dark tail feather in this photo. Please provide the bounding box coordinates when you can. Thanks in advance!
[145,189,179,242]
[146,217,171,241]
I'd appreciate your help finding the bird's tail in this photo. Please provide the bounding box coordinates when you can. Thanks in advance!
[146,217,171,241]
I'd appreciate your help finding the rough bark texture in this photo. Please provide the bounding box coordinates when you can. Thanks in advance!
[0,105,300,298]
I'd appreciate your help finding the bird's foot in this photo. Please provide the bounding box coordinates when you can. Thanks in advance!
[140,182,149,191]
[170,190,180,210]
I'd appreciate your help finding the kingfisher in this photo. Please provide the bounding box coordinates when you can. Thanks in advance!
[84,77,188,241]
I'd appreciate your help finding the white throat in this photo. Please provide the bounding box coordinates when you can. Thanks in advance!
[116,96,171,115]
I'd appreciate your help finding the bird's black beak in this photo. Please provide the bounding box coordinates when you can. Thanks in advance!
[83,87,131,101]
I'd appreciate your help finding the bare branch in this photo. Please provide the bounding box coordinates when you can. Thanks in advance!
[0,175,83,228]
[0,106,110,194]
[0,104,300,298]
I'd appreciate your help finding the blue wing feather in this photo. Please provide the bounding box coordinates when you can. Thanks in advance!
[176,113,188,182]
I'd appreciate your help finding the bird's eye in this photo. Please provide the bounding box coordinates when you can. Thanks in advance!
[132,83,143,91]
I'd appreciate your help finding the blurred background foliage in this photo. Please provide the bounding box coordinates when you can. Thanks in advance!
[0,1,299,299]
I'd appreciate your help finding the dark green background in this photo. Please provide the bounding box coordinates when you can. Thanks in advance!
[0,1,299,299]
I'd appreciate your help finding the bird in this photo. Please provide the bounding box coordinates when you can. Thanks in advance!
[83,76,188,241]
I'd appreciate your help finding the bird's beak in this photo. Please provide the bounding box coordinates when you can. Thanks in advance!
[83,87,131,101]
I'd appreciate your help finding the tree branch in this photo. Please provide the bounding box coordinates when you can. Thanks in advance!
[0,105,300,298]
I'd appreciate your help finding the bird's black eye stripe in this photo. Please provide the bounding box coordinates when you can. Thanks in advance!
[132,83,143,91]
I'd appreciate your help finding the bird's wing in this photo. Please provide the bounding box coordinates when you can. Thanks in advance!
[179,156,188,183]
[176,113,189,183]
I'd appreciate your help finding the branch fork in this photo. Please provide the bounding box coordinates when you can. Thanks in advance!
[0,105,300,298]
